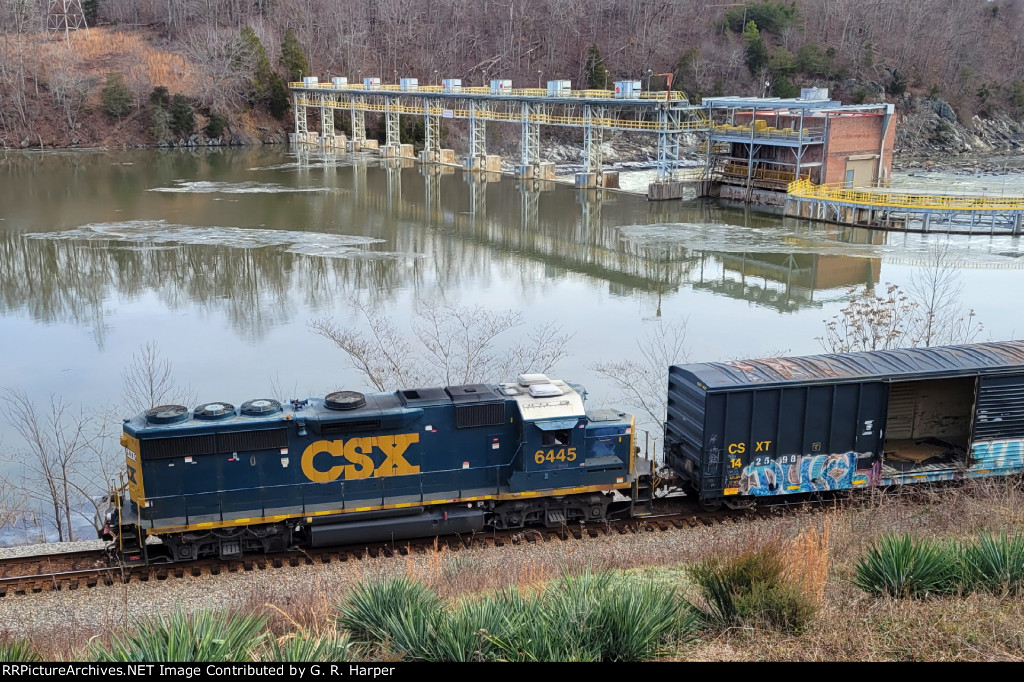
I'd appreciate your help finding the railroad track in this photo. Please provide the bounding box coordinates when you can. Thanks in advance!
[0,495,827,598]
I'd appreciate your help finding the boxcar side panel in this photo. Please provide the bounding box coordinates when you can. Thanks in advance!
[968,373,1024,478]
[665,366,709,483]
[696,382,886,500]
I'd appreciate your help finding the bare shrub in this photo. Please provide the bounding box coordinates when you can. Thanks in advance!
[821,242,984,354]
[819,283,917,353]
[120,340,195,414]
[589,318,689,456]
[311,299,572,390]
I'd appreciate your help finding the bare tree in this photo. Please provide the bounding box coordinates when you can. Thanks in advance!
[180,25,251,111]
[907,239,983,347]
[121,340,196,414]
[43,43,89,133]
[0,474,26,533]
[589,318,689,449]
[311,299,573,391]
[0,388,108,542]
[310,302,424,391]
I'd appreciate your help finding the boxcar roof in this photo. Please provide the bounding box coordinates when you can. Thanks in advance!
[674,341,1024,390]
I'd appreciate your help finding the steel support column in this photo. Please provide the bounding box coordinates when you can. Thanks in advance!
[583,105,605,176]
[385,99,400,147]
[351,96,366,149]
[520,101,541,171]
[656,108,682,181]
[320,93,334,138]
[469,100,487,159]
[294,93,308,137]
[423,98,442,161]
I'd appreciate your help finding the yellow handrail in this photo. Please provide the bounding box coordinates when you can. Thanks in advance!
[787,179,1024,211]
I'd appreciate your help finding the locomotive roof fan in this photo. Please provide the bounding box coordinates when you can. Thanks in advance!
[192,402,236,420]
[240,398,283,416]
[144,404,189,425]
[325,391,366,410]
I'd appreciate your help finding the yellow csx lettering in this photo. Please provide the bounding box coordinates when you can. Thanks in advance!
[301,434,421,483]
[727,442,746,455]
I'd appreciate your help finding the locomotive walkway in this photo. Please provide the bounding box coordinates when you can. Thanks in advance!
[786,179,1024,235]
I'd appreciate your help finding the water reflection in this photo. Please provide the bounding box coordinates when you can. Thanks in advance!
[0,147,893,343]
[2,230,418,345]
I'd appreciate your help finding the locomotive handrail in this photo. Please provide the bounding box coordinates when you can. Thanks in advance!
[140,464,519,528]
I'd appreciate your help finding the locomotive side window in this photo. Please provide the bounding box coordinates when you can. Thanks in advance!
[542,429,571,446]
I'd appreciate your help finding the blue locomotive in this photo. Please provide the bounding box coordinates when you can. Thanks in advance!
[103,374,646,563]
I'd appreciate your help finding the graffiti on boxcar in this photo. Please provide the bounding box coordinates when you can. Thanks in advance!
[970,438,1024,471]
[736,452,859,496]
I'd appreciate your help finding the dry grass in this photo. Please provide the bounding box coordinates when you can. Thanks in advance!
[7,478,1024,661]
[43,28,197,94]
[784,516,832,606]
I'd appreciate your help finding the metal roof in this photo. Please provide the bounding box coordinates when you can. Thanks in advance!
[675,341,1024,390]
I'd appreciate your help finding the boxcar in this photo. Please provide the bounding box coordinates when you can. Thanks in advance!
[110,374,641,563]
[665,341,1024,509]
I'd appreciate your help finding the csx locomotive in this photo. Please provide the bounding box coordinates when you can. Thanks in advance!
[103,341,1024,564]
[103,374,647,564]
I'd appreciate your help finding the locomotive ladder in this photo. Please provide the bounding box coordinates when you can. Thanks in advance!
[631,458,655,516]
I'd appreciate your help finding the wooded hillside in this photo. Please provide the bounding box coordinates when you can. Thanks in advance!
[2,0,1024,148]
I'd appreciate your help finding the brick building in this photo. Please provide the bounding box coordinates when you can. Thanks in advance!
[701,94,896,202]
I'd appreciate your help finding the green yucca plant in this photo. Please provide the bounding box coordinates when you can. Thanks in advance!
[960,532,1024,595]
[89,608,268,662]
[259,628,354,662]
[589,575,697,660]
[484,570,693,662]
[0,637,41,662]
[334,576,444,649]
[853,534,960,598]
[689,546,818,633]
[335,571,693,662]
[423,593,523,662]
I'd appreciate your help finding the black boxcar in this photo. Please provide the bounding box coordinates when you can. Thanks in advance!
[665,341,1024,508]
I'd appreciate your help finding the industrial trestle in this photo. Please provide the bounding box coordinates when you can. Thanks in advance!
[289,81,1023,225]
[289,80,707,194]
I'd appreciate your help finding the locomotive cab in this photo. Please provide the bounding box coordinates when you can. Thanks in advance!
[504,374,635,493]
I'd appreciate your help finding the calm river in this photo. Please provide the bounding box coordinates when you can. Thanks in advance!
[1,146,1023,539]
